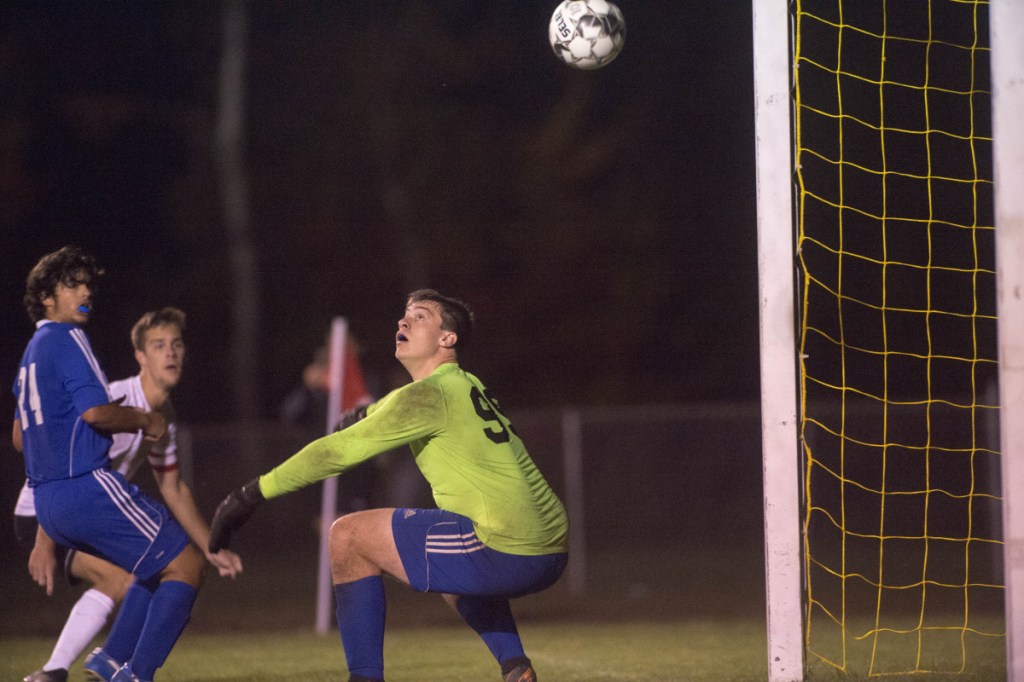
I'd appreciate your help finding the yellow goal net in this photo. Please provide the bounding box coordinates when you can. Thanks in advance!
[793,0,1005,674]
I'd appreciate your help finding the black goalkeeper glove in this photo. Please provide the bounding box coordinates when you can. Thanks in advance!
[334,405,368,432]
[208,478,264,553]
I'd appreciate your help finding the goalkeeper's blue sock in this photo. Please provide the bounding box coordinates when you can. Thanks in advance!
[455,596,526,667]
[103,577,157,664]
[335,576,386,680]
[130,580,197,681]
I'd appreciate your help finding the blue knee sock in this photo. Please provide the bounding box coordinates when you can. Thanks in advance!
[335,577,386,680]
[455,596,525,667]
[131,580,197,681]
[103,577,157,665]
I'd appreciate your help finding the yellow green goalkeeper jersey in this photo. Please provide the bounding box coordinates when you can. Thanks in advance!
[259,362,568,555]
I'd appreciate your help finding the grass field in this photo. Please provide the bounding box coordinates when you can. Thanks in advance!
[1,621,767,681]
[1,546,766,680]
[1,545,1007,680]
[0,620,1007,681]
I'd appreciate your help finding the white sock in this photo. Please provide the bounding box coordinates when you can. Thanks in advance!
[44,588,115,671]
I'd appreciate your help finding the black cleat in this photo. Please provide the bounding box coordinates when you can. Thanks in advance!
[501,657,537,682]
[23,670,68,682]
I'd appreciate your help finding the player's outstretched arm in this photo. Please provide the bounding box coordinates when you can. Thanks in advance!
[82,400,167,440]
[155,468,243,577]
[208,478,264,553]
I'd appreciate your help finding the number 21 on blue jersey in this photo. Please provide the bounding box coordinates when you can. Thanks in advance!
[16,363,44,428]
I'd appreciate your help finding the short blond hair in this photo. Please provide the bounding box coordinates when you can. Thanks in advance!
[131,307,186,351]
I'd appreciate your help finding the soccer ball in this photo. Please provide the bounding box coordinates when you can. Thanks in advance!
[548,0,626,70]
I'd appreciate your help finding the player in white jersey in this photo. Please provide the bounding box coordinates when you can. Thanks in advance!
[16,307,242,682]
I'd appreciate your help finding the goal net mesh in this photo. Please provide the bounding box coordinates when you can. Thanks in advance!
[793,0,1005,674]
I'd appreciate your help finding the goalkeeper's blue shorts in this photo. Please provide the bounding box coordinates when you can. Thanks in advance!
[33,467,190,582]
[391,508,567,598]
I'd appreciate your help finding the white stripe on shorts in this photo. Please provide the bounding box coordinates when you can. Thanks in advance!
[425,530,485,555]
[93,469,159,540]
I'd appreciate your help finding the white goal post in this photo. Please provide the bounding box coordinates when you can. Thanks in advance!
[991,1,1024,678]
[753,0,1024,679]
[752,1,803,681]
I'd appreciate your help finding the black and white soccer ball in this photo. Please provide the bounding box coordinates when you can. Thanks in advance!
[548,0,626,70]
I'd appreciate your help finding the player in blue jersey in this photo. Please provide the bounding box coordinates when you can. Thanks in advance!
[12,247,207,682]
[16,306,242,682]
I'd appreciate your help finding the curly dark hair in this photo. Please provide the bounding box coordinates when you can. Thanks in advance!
[24,246,104,323]
[406,289,475,350]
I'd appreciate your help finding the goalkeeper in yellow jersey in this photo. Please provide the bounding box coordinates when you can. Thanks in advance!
[210,289,568,682]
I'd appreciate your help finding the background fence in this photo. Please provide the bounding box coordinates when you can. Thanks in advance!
[2,402,766,635]
[2,400,1004,637]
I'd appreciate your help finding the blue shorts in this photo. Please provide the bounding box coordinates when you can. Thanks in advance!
[391,508,567,598]
[32,468,190,582]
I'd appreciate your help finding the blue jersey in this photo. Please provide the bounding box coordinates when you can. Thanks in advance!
[13,321,113,484]
[14,321,192,579]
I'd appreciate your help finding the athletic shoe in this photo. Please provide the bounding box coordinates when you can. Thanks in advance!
[110,663,149,682]
[83,648,120,682]
[22,670,68,682]
[502,663,537,682]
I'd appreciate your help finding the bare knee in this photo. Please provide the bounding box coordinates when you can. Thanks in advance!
[329,512,390,583]
[328,515,360,577]
[71,553,132,603]
[95,568,133,603]
[329,514,357,553]
[327,508,405,584]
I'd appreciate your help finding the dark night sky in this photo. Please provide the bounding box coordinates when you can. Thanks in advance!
[0,1,759,425]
